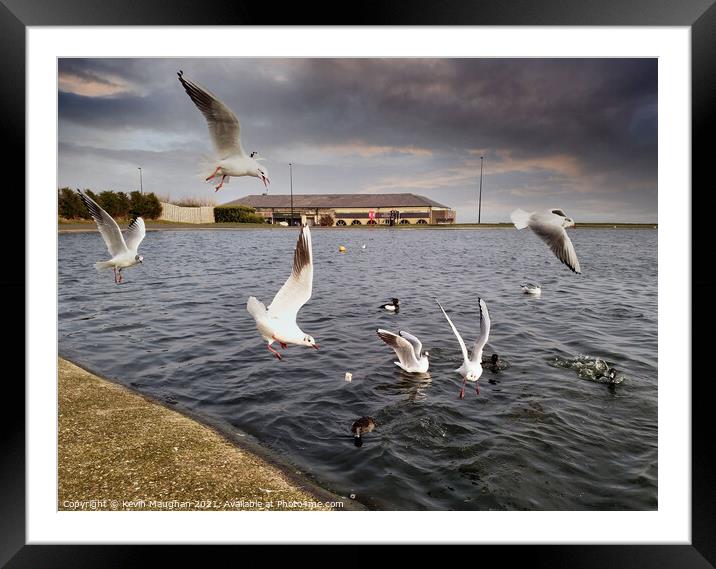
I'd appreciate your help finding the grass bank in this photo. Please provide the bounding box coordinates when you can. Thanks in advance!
[58,358,355,511]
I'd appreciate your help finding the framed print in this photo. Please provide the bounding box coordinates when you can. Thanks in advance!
[4,0,712,565]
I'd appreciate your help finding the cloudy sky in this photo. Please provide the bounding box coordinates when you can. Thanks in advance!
[58,58,657,222]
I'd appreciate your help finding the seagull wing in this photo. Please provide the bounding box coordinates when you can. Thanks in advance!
[124,217,146,252]
[77,190,128,257]
[177,71,246,158]
[399,330,423,356]
[376,329,420,368]
[267,225,313,319]
[529,219,581,274]
[470,298,491,363]
[435,299,469,364]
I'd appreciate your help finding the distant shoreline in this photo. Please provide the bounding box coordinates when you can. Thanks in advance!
[59,221,658,233]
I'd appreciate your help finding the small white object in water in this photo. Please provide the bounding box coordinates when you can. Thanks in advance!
[345,372,353,382]
[361,244,366,249]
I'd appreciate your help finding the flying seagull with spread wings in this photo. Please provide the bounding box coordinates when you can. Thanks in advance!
[376,329,430,374]
[510,208,581,274]
[177,70,270,192]
[247,224,318,359]
[436,297,491,398]
[77,190,145,284]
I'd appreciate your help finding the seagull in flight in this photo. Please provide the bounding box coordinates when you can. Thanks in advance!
[77,190,145,284]
[247,224,318,359]
[435,298,491,398]
[510,208,581,274]
[376,329,430,374]
[177,70,270,192]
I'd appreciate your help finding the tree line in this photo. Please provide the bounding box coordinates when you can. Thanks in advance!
[59,188,163,220]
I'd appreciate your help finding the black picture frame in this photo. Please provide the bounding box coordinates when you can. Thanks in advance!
[4,0,710,565]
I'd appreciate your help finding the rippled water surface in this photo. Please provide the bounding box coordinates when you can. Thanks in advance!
[59,227,657,510]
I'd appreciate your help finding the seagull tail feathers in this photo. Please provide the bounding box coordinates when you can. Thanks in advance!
[198,154,219,182]
[510,209,530,230]
[246,296,267,320]
[94,261,114,271]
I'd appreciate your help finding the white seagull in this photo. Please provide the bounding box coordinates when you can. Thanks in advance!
[510,208,581,274]
[521,282,542,296]
[247,224,318,359]
[435,298,491,398]
[77,190,145,284]
[376,329,430,374]
[177,70,270,192]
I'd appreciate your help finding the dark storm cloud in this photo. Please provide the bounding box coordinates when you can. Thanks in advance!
[58,58,657,222]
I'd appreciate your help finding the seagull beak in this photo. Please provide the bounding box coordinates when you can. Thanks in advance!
[312,344,320,350]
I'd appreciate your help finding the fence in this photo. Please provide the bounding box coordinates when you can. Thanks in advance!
[158,202,215,224]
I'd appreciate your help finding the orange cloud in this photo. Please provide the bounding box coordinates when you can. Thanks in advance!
[59,71,132,97]
[468,148,582,178]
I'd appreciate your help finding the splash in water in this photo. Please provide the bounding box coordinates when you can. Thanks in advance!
[548,355,624,385]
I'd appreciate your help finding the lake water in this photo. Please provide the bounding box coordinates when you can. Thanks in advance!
[58,227,658,510]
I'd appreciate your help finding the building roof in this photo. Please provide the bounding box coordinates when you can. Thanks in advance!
[222,193,451,209]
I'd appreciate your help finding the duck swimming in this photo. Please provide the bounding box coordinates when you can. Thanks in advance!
[379,298,400,312]
[481,353,509,373]
[351,417,376,447]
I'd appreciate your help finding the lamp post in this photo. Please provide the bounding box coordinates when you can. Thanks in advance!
[289,162,294,226]
[477,156,484,224]
[138,167,143,194]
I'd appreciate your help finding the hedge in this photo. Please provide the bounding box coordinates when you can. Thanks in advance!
[58,187,92,220]
[214,205,265,223]
[58,188,163,220]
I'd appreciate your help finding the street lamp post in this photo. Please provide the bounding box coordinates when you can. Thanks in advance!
[289,162,294,226]
[477,156,484,224]
[138,167,143,194]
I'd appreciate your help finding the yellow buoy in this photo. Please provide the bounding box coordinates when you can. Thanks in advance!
[338,245,347,253]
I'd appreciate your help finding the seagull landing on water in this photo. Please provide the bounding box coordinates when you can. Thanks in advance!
[376,329,429,374]
[521,282,542,296]
[177,70,270,192]
[77,190,145,284]
[510,208,581,274]
[436,297,491,398]
[247,224,318,360]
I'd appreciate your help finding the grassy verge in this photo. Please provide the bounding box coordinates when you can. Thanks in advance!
[58,358,348,511]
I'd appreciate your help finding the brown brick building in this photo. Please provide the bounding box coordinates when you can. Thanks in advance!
[224,193,456,226]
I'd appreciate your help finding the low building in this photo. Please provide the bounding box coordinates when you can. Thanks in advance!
[224,193,456,226]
